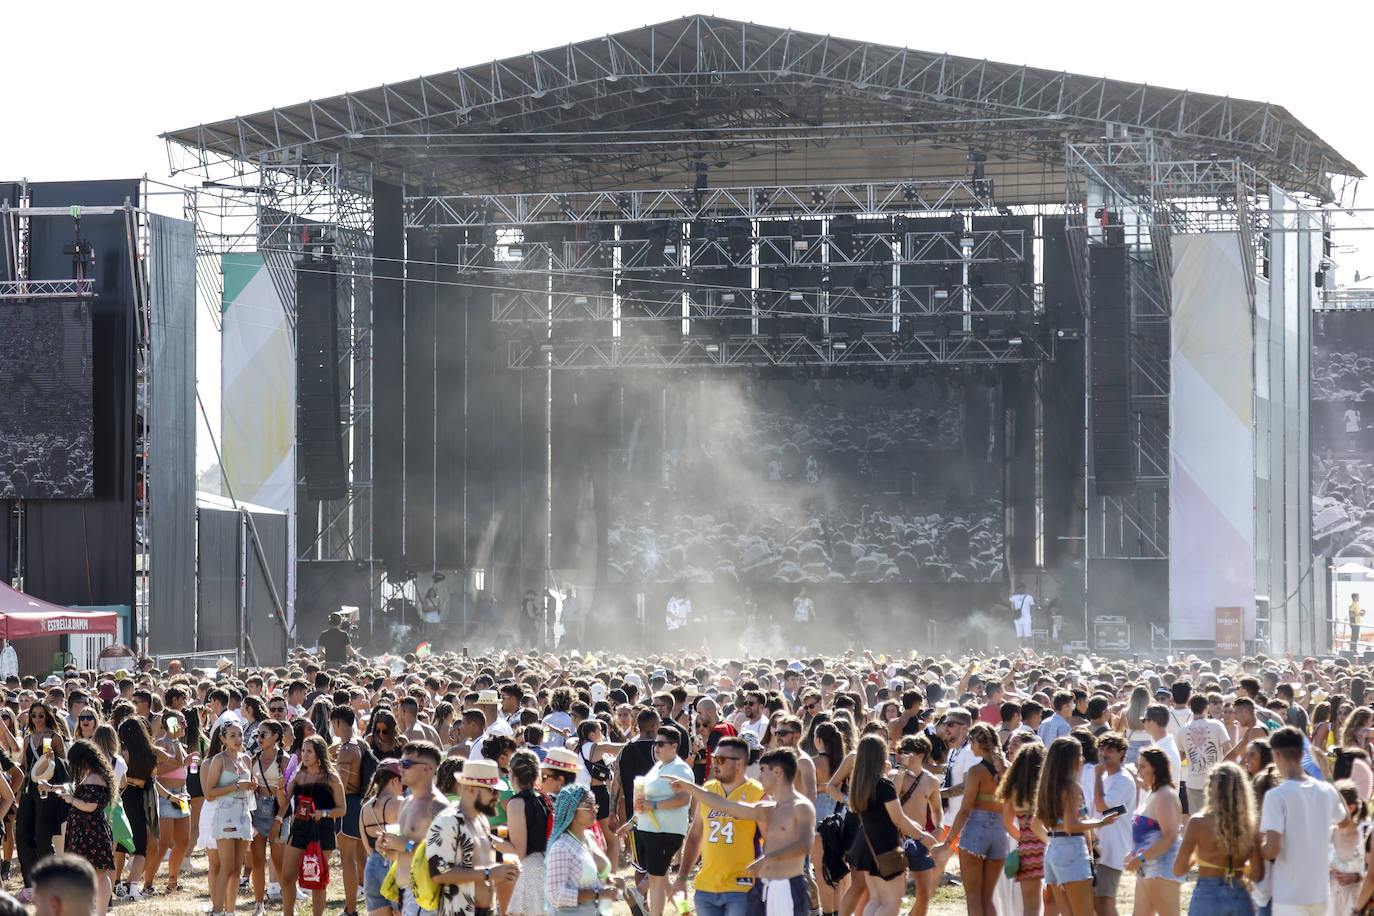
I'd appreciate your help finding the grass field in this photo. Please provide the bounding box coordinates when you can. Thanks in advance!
[107,848,1179,916]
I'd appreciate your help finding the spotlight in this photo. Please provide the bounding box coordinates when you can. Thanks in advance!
[903,184,918,202]
[703,222,721,243]
[892,215,910,235]
[754,190,769,207]
[811,188,825,206]
[616,193,632,210]
[788,220,804,240]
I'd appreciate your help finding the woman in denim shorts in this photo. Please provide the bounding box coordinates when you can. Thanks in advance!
[1036,737,1124,916]
[936,724,1009,916]
[1124,747,1184,915]
[1173,762,1260,916]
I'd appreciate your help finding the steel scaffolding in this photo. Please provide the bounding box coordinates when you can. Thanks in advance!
[169,146,376,591]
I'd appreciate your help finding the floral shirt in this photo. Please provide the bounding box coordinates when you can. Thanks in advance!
[426,801,486,916]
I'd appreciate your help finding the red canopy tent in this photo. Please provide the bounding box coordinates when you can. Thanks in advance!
[0,584,118,640]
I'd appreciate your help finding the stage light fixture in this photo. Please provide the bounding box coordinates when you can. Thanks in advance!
[754,190,769,207]
[704,223,721,243]
[615,193,632,210]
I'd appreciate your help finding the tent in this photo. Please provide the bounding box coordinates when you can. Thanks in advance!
[0,584,118,640]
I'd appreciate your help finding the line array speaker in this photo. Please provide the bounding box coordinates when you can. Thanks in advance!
[1089,244,1133,496]
[297,257,347,501]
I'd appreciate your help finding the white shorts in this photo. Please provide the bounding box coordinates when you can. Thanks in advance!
[1015,617,1032,638]
[1272,904,1328,916]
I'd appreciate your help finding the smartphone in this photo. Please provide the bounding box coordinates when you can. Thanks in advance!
[1103,804,1127,817]
[462,647,470,658]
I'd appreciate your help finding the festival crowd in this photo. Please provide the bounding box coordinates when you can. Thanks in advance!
[7,630,1374,916]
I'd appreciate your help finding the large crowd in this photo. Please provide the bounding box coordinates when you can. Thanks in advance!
[9,625,1374,916]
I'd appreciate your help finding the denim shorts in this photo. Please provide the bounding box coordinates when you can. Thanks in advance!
[695,889,750,916]
[363,851,392,913]
[814,793,837,823]
[1189,877,1253,916]
[1141,840,1183,882]
[958,809,1010,859]
[1043,834,1092,885]
[157,794,190,820]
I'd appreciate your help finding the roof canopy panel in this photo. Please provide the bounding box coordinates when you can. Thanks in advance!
[163,15,1360,202]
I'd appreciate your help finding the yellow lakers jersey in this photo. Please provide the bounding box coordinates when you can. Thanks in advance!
[693,778,766,893]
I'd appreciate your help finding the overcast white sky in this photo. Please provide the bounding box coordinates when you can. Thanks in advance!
[4,0,1371,470]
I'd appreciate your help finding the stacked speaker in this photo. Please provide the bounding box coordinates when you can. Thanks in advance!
[296,258,347,501]
[1089,244,1133,496]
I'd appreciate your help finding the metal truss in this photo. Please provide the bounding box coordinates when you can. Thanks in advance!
[0,278,94,300]
[177,152,376,569]
[163,15,1356,199]
[408,179,998,228]
[508,331,1052,370]
[490,282,1033,324]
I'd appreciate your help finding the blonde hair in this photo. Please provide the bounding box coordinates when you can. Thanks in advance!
[1205,762,1257,861]
[969,722,1007,772]
[1341,707,1374,749]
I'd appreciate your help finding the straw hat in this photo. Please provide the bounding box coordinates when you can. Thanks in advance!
[541,747,582,774]
[30,755,55,784]
[455,760,506,791]
[476,689,500,706]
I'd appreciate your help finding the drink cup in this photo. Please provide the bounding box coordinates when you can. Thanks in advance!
[633,777,647,815]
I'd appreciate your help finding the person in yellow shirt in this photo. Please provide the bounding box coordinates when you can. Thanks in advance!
[1352,593,1364,652]
[672,737,765,916]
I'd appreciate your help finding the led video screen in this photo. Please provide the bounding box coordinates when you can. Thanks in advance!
[0,299,95,498]
[607,372,1004,585]
[1313,309,1374,558]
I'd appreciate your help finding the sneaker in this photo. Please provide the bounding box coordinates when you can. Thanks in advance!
[266,881,281,900]
[240,875,250,889]
[253,905,265,916]
[1,860,10,881]
[114,881,130,899]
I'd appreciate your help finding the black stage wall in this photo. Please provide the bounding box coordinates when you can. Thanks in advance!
[378,213,1088,639]
[19,180,139,610]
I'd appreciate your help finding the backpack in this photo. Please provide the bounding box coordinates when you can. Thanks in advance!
[816,807,851,885]
[355,739,379,793]
[299,841,329,891]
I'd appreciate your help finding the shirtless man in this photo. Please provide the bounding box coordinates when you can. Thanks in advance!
[773,717,817,801]
[1225,697,1271,764]
[376,742,449,916]
[669,747,816,916]
[894,734,943,916]
[331,706,367,916]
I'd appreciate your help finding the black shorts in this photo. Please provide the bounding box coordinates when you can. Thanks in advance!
[631,829,684,877]
[591,784,611,822]
[289,816,337,852]
[341,793,363,838]
[746,875,808,916]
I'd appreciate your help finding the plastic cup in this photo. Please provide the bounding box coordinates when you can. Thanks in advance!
[633,777,647,815]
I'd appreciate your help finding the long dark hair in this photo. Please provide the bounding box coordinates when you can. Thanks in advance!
[1139,746,1175,790]
[812,722,845,774]
[848,734,890,814]
[118,716,158,780]
[255,720,287,777]
[1035,737,1083,827]
[67,738,115,790]
[998,740,1046,810]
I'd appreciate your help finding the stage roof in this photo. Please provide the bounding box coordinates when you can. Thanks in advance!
[163,15,1360,202]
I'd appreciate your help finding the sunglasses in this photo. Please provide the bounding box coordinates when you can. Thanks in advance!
[775,730,799,737]
[399,758,432,769]
[804,704,819,712]
[78,715,95,722]
[375,729,392,738]
[713,755,745,763]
